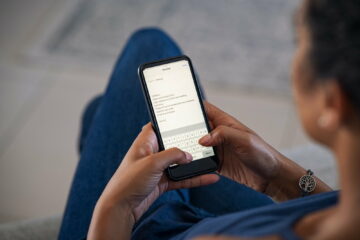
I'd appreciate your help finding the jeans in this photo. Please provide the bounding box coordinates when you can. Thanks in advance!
[58,28,273,240]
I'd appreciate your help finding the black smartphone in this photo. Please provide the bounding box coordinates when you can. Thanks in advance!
[138,55,219,181]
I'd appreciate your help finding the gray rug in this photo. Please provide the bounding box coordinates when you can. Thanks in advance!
[48,0,300,94]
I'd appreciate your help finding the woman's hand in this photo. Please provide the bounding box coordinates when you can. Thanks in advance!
[199,102,281,193]
[88,123,219,240]
[199,102,331,201]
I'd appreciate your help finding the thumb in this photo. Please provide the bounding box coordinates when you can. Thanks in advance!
[149,148,193,171]
[126,123,159,160]
[198,125,249,147]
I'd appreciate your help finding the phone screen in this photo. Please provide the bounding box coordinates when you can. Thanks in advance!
[143,59,215,162]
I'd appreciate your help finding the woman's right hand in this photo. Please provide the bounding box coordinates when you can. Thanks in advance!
[199,102,292,197]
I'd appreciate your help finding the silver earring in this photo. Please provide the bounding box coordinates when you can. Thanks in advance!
[317,115,329,128]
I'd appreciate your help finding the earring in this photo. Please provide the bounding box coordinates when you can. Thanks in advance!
[317,115,330,128]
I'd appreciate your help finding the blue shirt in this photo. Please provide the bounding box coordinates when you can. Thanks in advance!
[132,191,338,240]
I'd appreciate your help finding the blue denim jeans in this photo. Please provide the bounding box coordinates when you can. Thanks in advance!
[58,28,273,240]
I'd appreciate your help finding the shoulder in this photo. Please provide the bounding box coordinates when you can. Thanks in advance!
[192,235,282,240]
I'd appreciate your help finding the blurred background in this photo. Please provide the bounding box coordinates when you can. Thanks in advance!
[1,0,335,229]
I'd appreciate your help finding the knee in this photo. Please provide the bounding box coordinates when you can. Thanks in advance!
[126,27,181,55]
[111,27,181,74]
[129,27,170,43]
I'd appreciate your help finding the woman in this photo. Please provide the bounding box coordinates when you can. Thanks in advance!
[59,0,360,239]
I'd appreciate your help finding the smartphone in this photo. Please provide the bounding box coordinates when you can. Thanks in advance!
[138,55,219,181]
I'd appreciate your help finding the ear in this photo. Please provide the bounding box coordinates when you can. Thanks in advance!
[318,80,350,132]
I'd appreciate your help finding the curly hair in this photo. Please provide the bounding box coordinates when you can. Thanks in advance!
[302,0,360,111]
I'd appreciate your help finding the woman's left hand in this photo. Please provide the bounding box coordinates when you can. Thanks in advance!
[88,123,220,240]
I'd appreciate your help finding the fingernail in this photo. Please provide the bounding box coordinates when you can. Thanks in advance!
[185,152,193,161]
[199,134,211,145]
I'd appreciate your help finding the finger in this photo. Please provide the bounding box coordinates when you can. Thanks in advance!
[203,101,251,132]
[192,236,242,240]
[127,123,159,160]
[147,148,193,170]
[203,101,238,126]
[199,125,249,147]
[167,174,220,191]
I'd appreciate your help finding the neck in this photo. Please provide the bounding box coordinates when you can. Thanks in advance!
[296,126,360,240]
[326,128,360,238]
[334,130,360,213]
[308,128,360,240]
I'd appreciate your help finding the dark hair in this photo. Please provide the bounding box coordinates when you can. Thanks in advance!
[302,0,360,111]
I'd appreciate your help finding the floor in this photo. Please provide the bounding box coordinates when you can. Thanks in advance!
[0,0,312,223]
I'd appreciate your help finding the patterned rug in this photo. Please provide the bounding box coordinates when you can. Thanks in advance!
[46,0,300,95]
